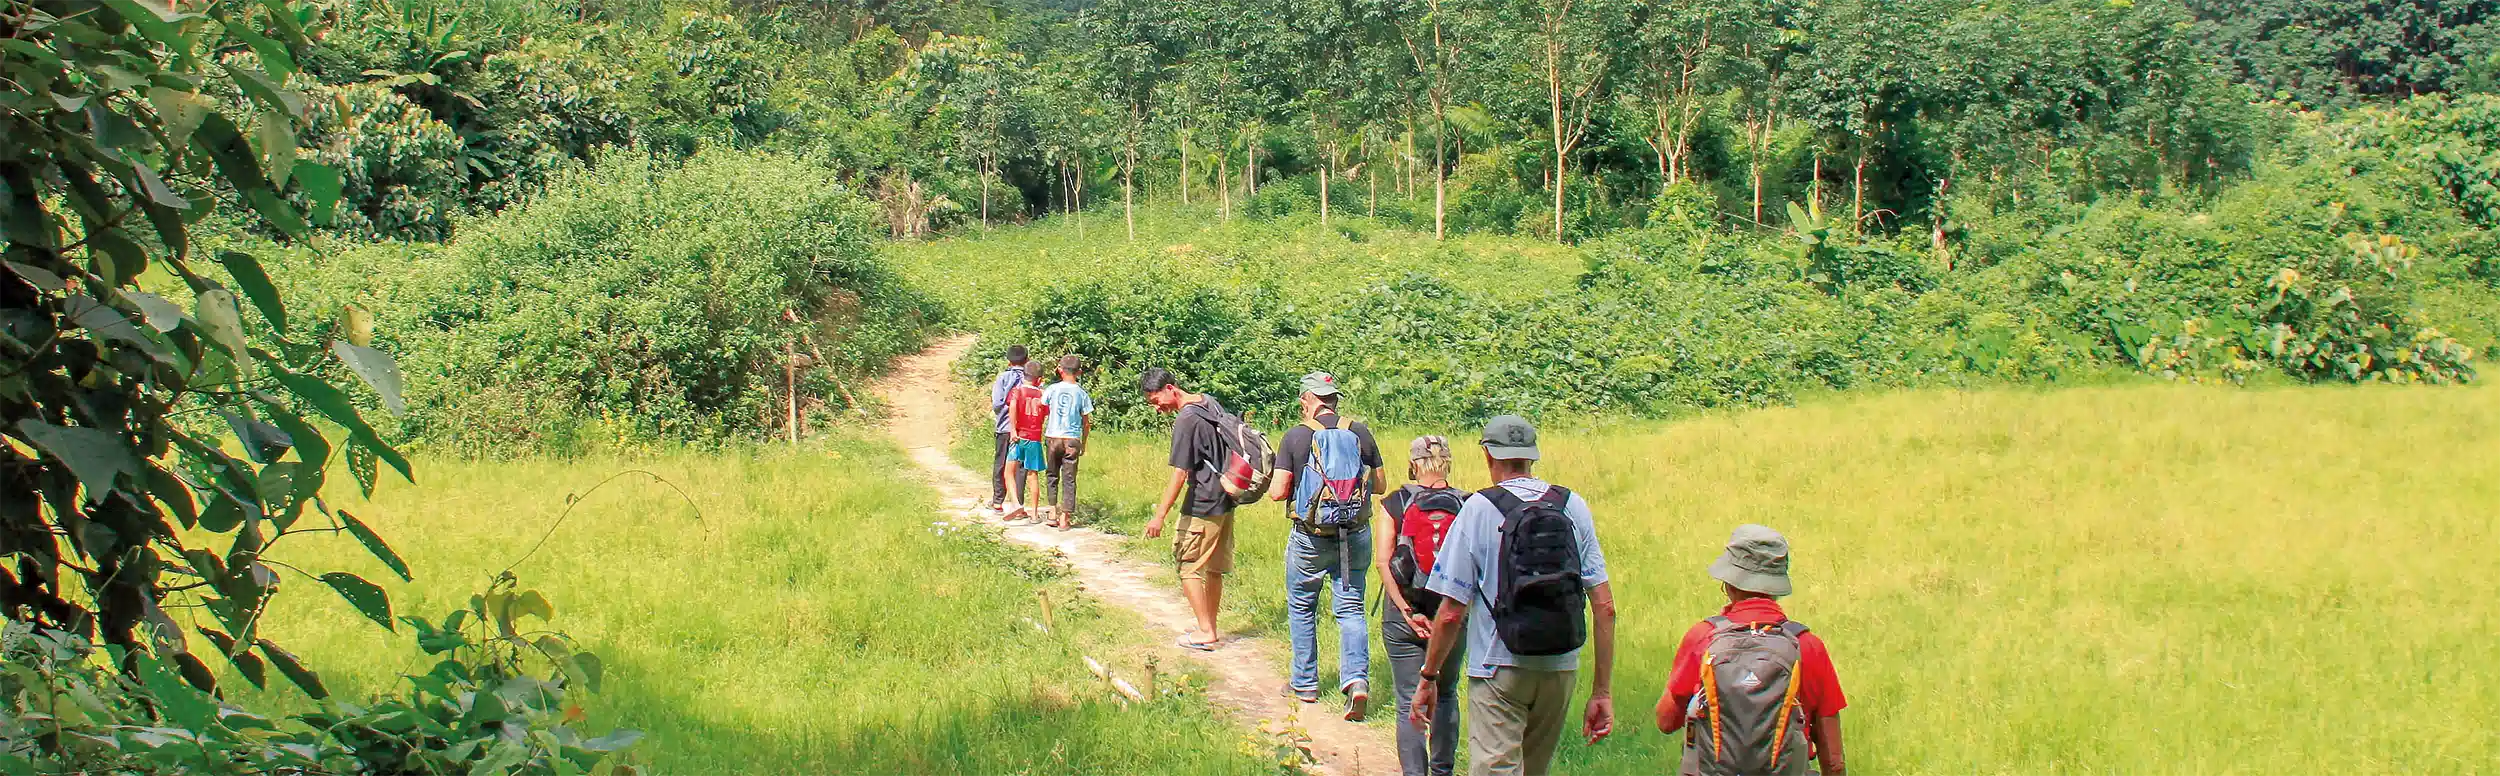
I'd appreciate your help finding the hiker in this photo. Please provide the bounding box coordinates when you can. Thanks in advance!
[1410,415,1617,776]
[1375,435,1469,776]
[1655,525,1847,776]
[986,345,1031,512]
[1039,354,1093,530]
[1265,371,1387,720]
[1002,366,1049,522]
[1143,367,1247,651]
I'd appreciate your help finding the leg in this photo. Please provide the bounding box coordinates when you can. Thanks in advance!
[1054,440,1081,525]
[1002,446,1024,517]
[1176,514,1232,642]
[1429,639,1467,776]
[989,432,1009,507]
[1283,531,1325,695]
[1384,622,1431,776]
[1518,669,1577,776]
[1332,528,1373,693]
[1043,439,1070,519]
[1466,671,1530,776]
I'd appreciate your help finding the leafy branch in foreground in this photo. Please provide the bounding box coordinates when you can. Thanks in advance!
[2,0,411,699]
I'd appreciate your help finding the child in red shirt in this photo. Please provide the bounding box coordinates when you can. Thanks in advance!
[1656,524,1847,776]
[1004,370,1049,521]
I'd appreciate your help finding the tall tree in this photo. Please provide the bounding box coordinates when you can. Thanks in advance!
[1080,0,1181,240]
[1387,0,1472,238]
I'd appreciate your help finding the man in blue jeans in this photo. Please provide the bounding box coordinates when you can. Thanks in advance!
[1266,372,1387,721]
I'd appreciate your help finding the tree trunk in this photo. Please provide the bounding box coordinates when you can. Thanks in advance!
[1369,165,1377,217]
[1548,35,1567,243]
[1320,151,1332,227]
[1433,96,1447,240]
[1851,150,1866,234]
[980,157,992,231]
[1180,129,1191,206]
[1220,158,1231,221]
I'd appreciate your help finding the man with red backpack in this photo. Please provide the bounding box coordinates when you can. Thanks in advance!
[1373,435,1468,776]
[1265,372,1387,721]
[1410,415,1617,776]
[1655,525,1847,776]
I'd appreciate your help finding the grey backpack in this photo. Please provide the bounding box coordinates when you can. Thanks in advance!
[1679,616,1813,776]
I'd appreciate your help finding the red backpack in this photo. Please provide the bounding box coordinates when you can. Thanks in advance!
[1388,485,1467,615]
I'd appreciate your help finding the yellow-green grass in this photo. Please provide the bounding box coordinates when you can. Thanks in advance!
[887,204,1583,333]
[240,431,1276,774]
[1035,383,2499,774]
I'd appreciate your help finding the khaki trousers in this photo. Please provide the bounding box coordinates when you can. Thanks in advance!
[1465,667,1577,776]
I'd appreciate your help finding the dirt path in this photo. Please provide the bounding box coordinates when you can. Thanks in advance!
[878,335,1398,776]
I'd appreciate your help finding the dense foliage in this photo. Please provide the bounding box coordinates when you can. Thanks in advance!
[0,2,635,772]
[939,100,2493,428]
[264,150,940,453]
[3,577,638,774]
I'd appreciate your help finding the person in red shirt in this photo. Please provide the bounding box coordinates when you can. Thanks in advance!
[1003,368,1050,522]
[1656,525,1847,776]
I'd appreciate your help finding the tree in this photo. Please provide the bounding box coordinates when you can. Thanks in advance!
[1387,0,1471,238]
[1079,0,1181,240]
[1623,0,1733,189]
[1499,0,1625,240]
[2187,0,2499,106]
[3,0,414,698]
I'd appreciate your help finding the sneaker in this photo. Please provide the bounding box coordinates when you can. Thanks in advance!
[1280,684,1319,704]
[1342,680,1369,721]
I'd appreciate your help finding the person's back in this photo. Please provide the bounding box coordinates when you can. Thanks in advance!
[1413,415,1616,776]
[1037,355,1093,529]
[1656,525,1847,776]
[1009,381,1047,443]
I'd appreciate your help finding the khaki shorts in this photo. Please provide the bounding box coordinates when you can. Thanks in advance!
[1174,512,1236,580]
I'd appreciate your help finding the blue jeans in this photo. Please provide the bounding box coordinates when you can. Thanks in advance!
[1287,527,1371,694]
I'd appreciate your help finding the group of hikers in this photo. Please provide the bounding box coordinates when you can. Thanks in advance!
[986,349,1847,776]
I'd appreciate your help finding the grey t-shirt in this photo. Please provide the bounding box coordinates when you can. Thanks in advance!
[1166,396,1235,518]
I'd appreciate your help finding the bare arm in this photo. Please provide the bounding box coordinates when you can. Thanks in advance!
[1583,581,1618,742]
[1264,468,1293,502]
[1813,715,1845,776]
[1149,467,1187,538]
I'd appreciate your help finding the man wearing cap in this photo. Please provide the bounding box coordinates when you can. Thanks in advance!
[1410,415,1618,776]
[1266,371,1388,719]
[1655,525,1848,776]
[986,345,1032,512]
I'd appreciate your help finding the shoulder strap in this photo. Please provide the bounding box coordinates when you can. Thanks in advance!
[1537,485,1572,506]
[1705,615,1737,631]
[1780,620,1809,638]
[1477,486,1528,518]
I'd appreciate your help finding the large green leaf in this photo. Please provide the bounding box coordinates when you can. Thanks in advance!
[15,420,138,502]
[147,88,210,151]
[340,510,410,581]
[220,410,292,465]
[273,369,411,482]
[318,571,393,631]
[332,341,406,416]
[224,22,297,78]
[257,402,329,468]
[254,114,295,188]
[216,250,286,333]
[295,161,341,225]
[194,288,248,359]
[256,639,327,699]
[64,295,173,364]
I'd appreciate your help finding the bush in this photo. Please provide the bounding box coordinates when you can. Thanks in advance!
[290,150,941,452]
[1014,276,1297,427]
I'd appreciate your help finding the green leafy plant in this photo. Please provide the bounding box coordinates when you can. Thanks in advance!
[2,0,413,700]
[2,577,641,774]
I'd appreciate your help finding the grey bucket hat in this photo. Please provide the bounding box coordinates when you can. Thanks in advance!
[1479,415,1540,460]
[1708,524,1793,596]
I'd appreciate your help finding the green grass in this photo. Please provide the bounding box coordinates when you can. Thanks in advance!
[888,204,1584,334]
[244,431,1279,774]
[1045,382,2500,774]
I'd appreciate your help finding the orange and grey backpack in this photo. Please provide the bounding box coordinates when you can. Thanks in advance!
[1679,616,1813,776]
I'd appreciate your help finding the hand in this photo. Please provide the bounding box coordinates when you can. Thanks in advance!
[1583,693,1616,744]
[1405,612,1434,639]
[1409,679,1439,731]
[1145,514,1166,539]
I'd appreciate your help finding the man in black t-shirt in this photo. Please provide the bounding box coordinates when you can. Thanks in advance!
[1143,367,1233,651]
[1265,371,1387,719]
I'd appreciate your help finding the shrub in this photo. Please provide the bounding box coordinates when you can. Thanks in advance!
[306,150,941,452]
[1015,276,1296,427]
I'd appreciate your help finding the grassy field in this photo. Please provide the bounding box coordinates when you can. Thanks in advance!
[241,432,1280,774]
[888,205,1584,334]
[1012,381,2499,774]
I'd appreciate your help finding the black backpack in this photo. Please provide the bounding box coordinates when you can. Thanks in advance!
[1482,485,1587,657]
